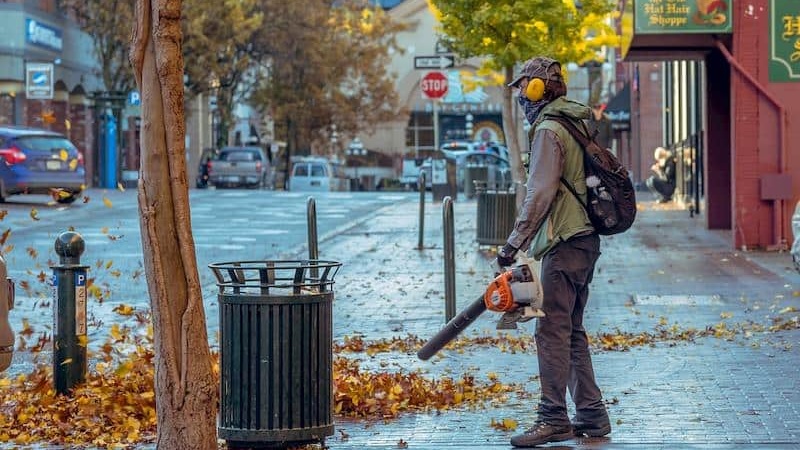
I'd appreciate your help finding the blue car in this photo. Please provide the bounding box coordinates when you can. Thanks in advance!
[0,126,86,204]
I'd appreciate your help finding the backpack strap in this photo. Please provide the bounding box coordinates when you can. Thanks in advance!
[545,115,595,148]
[559,175,587,209]
[542,114,591,211]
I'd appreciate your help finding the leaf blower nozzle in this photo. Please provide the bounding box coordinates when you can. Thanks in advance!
[417,261,544,360]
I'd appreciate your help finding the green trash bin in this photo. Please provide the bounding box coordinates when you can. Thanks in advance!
[476,183,517,246]
[209,260,342,449]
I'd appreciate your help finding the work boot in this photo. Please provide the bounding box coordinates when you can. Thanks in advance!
[572,418,612,437]
[510,422,573,447]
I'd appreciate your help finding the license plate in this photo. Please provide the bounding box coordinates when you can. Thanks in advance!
[46,160,61,170]
[311,181,321,186]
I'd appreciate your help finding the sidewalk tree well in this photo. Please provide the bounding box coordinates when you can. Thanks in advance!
[426,0,619,187]
[248,0,406,184]
[130,0,217,448]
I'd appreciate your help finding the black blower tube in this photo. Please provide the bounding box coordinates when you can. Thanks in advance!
[417,295,487,360]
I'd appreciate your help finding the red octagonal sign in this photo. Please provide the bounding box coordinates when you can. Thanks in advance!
[421,71,448,99]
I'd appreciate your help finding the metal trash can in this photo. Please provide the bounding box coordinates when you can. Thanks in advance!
[209,260,342,449]
[464,164,488,199]
[476,183,517,246]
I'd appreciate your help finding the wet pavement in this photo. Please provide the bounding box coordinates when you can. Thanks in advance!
[3,190,799,450]
[316,192,800,449]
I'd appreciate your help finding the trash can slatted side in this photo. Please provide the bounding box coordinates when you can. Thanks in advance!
[212,261,339,447]
[476,184,517,246]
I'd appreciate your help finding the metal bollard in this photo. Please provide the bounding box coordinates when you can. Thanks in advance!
[443,196,455,322]
[0,254,14,372]
[51,231,88,395]
[418,171,426,250]
[307,196,319,279]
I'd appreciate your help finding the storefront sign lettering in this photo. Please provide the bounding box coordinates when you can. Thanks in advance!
[771,0,800,82]
[25,18,63,52]
[635,0,732,34]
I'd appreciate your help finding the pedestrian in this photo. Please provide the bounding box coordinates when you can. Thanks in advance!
[588,103,613,151]
[645,147,676,203]
[496,56,611,448]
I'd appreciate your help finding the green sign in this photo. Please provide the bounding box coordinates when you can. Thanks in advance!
[635,0,732,34]
[770,0,800,82]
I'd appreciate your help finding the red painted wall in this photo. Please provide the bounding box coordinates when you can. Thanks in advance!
[731,0,798,249]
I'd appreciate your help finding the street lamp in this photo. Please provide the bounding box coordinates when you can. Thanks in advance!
[465,113,474,141]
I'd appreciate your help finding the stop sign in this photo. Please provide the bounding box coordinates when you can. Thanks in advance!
[421,71,448,99]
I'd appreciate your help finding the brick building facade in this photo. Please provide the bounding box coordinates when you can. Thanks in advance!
[623,0,798,250]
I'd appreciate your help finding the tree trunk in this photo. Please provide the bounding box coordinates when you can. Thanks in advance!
[130,1,217,449]
[501,65,527,207]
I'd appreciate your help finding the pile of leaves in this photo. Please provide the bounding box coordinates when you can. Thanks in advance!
[0,309,519,448]
[333,358,514,418]
[0,326,157,447]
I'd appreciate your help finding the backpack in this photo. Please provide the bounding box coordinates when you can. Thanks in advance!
[546,115,637,235]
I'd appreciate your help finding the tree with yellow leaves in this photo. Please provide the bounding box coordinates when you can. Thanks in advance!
[427,0,619,185]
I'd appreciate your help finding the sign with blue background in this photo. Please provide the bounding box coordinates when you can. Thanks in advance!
[26,18,63,52]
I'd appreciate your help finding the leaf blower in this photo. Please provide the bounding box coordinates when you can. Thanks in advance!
[417,259,544,361]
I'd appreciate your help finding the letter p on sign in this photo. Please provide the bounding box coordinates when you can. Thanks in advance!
[421,71,448,99]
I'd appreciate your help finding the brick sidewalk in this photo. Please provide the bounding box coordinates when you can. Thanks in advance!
[318,195,800,449]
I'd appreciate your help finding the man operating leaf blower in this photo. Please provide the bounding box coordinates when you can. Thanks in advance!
[497,56,612,447]
[418,56,612,448]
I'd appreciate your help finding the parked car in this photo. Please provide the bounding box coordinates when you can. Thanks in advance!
[195,147,218,189]
[288,157,348,192]
[207,146,271,189]
[440,140,481,159]
[0,126,86,203]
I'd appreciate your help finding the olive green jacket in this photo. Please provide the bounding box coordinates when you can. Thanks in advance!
[507,97,594,260]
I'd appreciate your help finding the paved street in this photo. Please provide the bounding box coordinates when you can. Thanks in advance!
[2,188,800,449]
[2,188,416,372]
[322,194,800,449]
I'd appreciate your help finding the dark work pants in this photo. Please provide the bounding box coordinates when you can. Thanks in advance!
[535,233,608,427]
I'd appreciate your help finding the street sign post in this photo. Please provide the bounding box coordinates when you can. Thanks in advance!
[414,55,455,70]
[421,71,448,152]
[421,71,448,99]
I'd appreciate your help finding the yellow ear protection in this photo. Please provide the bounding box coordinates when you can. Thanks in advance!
[523,58,560,101]
[525,78,545,101]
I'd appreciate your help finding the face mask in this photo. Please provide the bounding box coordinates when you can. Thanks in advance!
[518,95,546,125]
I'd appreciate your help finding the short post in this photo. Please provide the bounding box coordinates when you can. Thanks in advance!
[307,196,319,278]
[417,171,426,250]
[443,196,456,322]
[51,231,88,395]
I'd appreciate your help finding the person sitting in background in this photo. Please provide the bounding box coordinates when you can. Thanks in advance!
[646,147,676,203]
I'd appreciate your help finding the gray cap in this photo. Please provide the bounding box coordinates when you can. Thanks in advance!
[508,57,563,88]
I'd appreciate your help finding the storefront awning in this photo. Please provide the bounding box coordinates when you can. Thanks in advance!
[605,83,631,131]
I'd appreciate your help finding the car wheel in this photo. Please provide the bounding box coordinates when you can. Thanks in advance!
[56,193,79,204]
